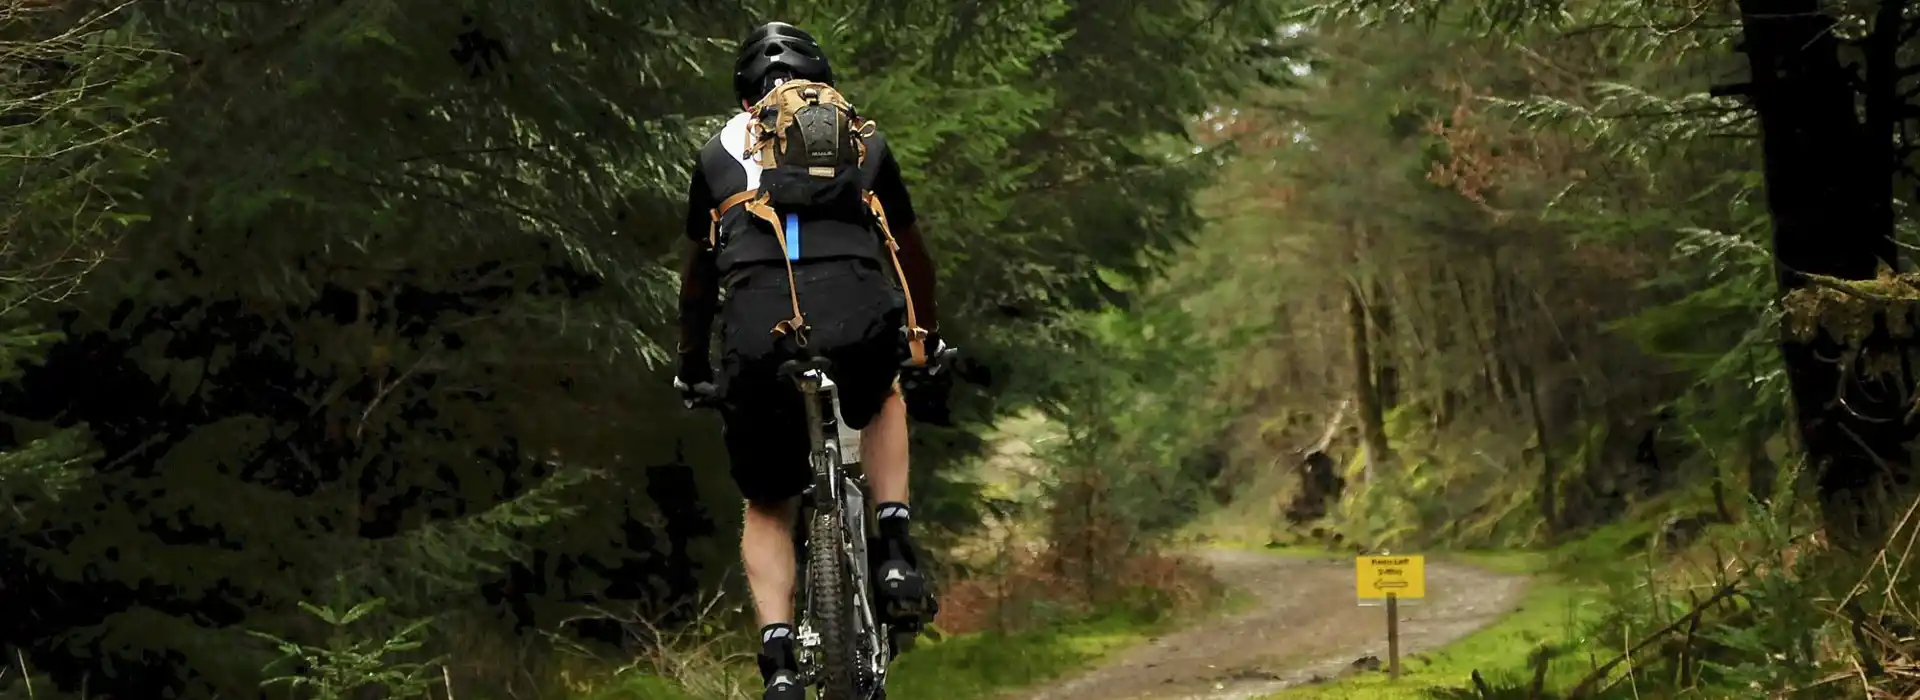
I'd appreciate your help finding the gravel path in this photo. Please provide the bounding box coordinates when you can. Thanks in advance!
[1009,549,1529,700]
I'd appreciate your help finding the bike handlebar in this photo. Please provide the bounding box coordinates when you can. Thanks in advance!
[675,344,961,412]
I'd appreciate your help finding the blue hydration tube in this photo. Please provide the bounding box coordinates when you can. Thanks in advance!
[785,213,802,261]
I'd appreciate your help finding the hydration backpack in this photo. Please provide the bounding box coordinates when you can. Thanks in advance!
[750,79,870,210]
[704,80,931,364]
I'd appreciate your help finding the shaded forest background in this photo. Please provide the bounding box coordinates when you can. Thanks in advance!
[3,0,1918,698]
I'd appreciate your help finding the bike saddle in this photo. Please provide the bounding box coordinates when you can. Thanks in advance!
[777,356,833,377]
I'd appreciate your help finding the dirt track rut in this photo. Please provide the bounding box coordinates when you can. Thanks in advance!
[1009,549,1528,700]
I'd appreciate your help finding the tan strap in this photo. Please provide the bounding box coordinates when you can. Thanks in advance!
[708,189,761,249]
[854,118,876,166]
[865,192,927,365]
[740,194,809,346]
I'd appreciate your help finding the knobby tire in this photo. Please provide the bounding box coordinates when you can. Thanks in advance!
[809,506,860,700]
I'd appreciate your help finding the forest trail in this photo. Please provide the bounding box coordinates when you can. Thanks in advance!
[1009,548,1528,700]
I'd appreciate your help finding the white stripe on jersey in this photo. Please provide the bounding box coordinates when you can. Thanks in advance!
[717,112,764,191]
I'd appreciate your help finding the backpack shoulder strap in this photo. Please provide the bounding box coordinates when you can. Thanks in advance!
[707,188,761,249]
[863,191,926,365]
[744,194,808,345]
[709,188,808,346]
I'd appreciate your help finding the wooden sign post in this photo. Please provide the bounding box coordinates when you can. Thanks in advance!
[1356,554,1427,680]
[1387,593,1400,678]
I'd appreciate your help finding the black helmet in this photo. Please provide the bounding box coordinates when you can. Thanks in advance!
[733,22,833,105]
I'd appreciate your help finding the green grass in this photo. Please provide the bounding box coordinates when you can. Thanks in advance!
[1265,574,1605,699]
[883,611,1170,700]
[1436,549,1550,576]
[564,674,704,700]
[883,581,1261,700]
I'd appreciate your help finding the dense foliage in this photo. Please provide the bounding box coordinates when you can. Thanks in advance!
[0,1,1283,697]
[1053,0,1920,694]
[10,0,1920,696]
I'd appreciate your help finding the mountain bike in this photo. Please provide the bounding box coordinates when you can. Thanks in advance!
[678,344,956,700]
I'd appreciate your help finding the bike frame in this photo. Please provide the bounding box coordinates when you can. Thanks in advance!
[788,363,892,698]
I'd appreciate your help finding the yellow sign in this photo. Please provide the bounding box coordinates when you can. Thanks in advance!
[1356,555,1426,600]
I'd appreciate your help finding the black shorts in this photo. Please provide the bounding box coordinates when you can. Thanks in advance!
[717,258,907,503]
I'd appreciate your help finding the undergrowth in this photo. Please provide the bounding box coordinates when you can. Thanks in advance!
[1516,473,1920,700]
[1237,419,1918,700]
[938,540,1222,635]
[1296,484,1920,699]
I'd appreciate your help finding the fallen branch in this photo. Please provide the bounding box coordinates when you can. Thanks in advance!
[1797,272,1912,304]
[1566,577,1745,698]
[1308,398,1352,455]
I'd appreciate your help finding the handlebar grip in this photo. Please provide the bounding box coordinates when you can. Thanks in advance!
[905,344,959,370]
[674,378,721,410]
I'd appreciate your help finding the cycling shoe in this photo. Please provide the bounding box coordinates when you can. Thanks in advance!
[758,632,803,700]
[762,670,803,700]
[877,559,927,617]
[870,531,938,631]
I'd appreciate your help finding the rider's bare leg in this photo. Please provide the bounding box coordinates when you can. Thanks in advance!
[862,390,910,504]
[743,495,800,626]
[745,494,804,698]
[862,389,929,625]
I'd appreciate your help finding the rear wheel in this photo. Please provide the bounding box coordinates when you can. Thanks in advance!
[808,507,859,700]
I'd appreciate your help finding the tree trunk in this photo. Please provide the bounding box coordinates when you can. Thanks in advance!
[1370,272,1401,411]
[1428,257,1461,428]
[1524,368,1558,536]
[1732,0,1913,548]
[1482,256,1522,412]
[1499,272,1559,535]
[1450,262,1510,410]
[1347,276,1393,479]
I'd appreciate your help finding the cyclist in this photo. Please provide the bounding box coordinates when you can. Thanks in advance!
[672,21,945,700]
